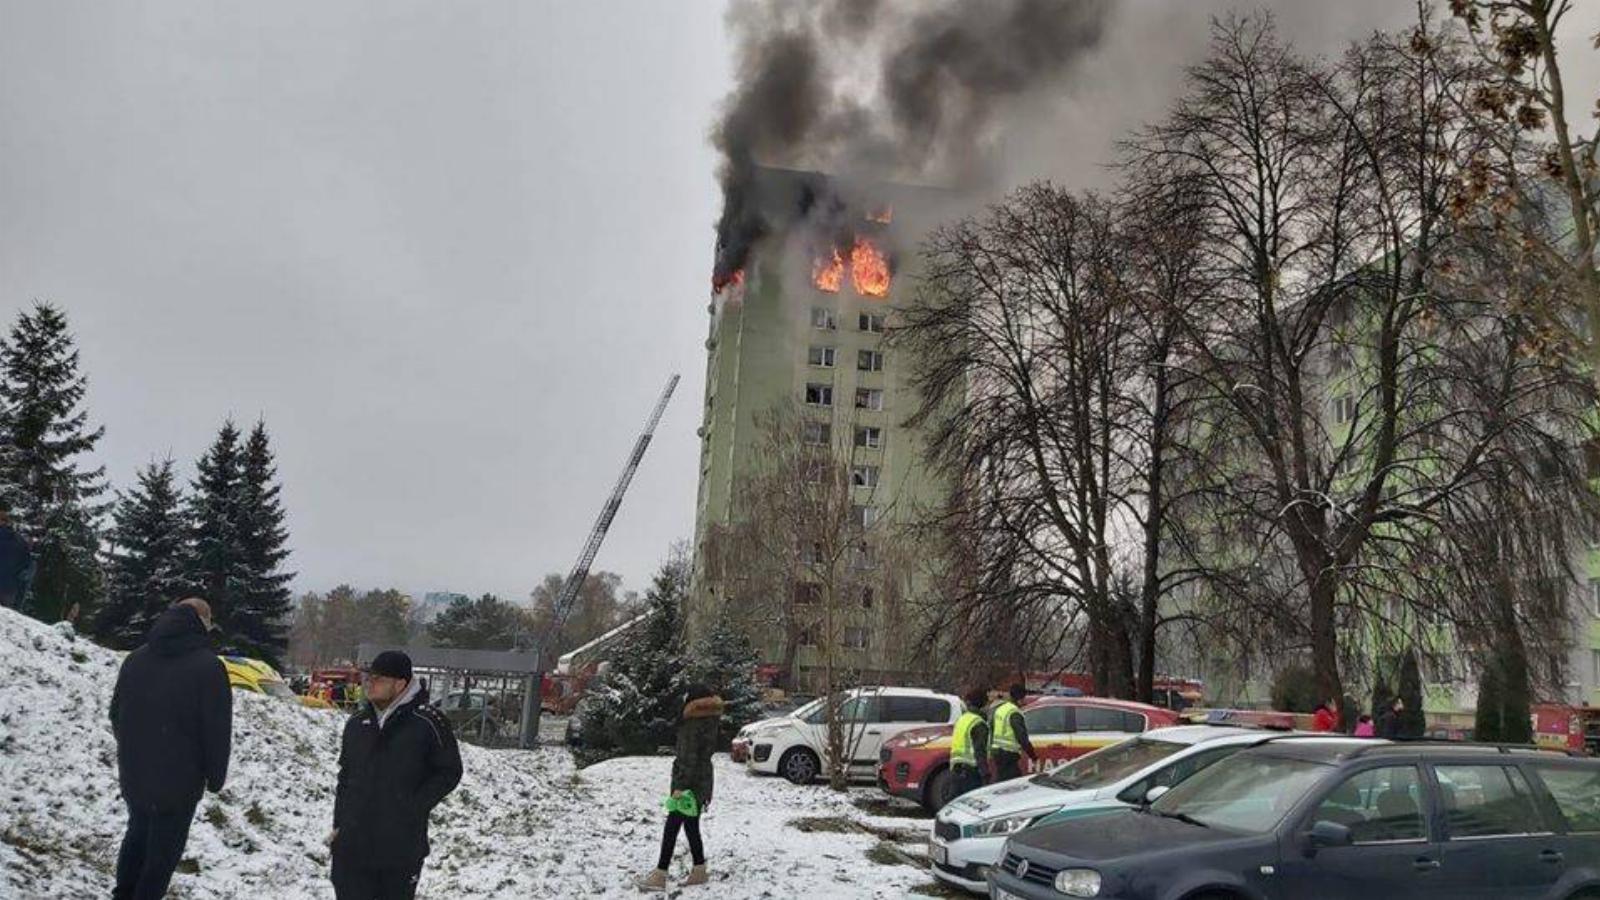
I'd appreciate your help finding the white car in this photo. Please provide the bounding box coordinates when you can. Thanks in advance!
[738,686,961,784]
[929,725,1307,894]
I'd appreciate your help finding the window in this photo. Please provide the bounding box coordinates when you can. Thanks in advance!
[1118,745,1243,804]
[802,421,832,446]
[851,545,878,570]
[1150,754,1330,834]
[811,307,836,330]
[800,457,827,483]
[799,542,823,564]
[1074,706,1140,733]
[793,582,821,606]
[808,346,836,368]
[1311,766,1426,843]
[852,465,880,488]
[838,695,884,722]
[858,586,874,609]
[798,624,819,647]
[1434,765,1546,839]
[855,388,884,411]
[1592,649,1600,684]
[857,349,884,372]
[852,505,879,528]
[1591,579,1600,618]
[1332,395,1357,425]
[859,312,885,333]
[885,696,952,723]
[1532,765,1600,833]
[855,426,883,449]
[804,383,833,407]
[1022,705,1072,737]
[843,626,870,650]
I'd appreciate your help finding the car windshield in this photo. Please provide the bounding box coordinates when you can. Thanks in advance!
[261,680,296,700]
[1037,738,1184,790]
[1149,753,1328,833]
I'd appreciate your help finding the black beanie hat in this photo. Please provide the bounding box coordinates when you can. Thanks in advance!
[367,650,413,681]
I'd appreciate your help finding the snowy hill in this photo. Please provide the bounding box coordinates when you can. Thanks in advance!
[0,607,937,898]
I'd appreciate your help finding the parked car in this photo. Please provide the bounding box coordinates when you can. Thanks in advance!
[880,696,1182,812]
[989,737,1600,900]
[930,726,1299,894]
[221,656,332,709]
[737,687,962,785]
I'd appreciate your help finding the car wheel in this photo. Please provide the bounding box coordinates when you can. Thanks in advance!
[923,766,953,812]
[780,747,821,785]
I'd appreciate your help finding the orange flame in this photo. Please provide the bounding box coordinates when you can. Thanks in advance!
[812,248,844,293]
[850,236,891,297]
[714,268,745,293]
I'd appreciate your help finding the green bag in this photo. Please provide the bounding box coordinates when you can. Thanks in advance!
[663,790,700,817]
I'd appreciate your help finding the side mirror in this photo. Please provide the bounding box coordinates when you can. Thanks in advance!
[1307,820,1353,850]
[1144,785,1171,805]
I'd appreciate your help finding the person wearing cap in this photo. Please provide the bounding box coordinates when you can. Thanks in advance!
[109,597,232,900]
[331,650,462,900]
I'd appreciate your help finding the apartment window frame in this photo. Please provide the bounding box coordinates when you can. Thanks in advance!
[855,388,885,411]
[1332,394,1358,425]
[802,421,832,447]
[852,504,879,528]
[852,464,880,488]
[811,307,837,331]
[857,349,885,372]
[843,626,870,650]
[858,312,886,333]
[804,383,834,407]
[808,346,837,368]
[855,426,883,449]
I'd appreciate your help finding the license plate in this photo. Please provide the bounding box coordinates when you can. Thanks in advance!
[929,841,948,866]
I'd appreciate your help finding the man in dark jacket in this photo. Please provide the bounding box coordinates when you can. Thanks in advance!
[110,598,232,900]
[332,650,462,900]
[989,683,1039,781]
[1374,697,1404,739]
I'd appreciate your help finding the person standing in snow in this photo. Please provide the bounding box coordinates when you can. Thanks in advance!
[0,508,33,611]
[109,598,232,900]
[988,683,1038,782]
[949,688,992,801]
[331,650,462,900]
[637,683,724,892]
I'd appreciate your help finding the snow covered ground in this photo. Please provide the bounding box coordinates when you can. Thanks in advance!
[0,607,951,898]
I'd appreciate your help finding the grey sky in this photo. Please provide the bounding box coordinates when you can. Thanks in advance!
[2,2,1595,602]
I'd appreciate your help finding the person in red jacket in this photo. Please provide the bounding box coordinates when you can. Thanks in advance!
[1311,698,1341,733]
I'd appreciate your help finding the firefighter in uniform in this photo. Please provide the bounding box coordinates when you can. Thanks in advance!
[948,688,992,801]
[989,683,1038,782]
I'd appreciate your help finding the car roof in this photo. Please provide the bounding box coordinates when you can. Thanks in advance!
[1242,736,1386,762]
[1141,725,1314,746]
[850,686,955,699]
[1027,695,1172,715]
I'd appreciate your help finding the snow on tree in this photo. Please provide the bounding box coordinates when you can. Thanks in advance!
[0,303,108,624]
[688,615,764,740]
[94,459,187,649]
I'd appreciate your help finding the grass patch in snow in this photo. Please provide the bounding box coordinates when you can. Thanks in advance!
[865,840,921,868]
[789,815,857,834]
[850,796,931,820]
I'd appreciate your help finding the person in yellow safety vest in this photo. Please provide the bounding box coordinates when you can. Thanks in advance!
[948,688,992,801]
[989,683,1039,782]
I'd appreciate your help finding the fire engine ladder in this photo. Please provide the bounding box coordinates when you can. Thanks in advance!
[544,373,680,648]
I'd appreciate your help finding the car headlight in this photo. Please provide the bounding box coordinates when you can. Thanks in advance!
[1054,868,1101,897]
[966,812,1043,838]
[895,732,941,748]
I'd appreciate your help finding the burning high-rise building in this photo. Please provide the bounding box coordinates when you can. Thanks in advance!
[687,166,953,691]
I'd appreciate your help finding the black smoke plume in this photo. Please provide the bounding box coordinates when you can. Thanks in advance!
[710,0,1112,289]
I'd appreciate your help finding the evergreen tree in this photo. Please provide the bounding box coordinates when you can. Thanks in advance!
[429,593,531,650]
[1475,659,1505,742]
[1369,672,1394,726]
[231,421,294,665]
[94,460,186,649]
[184,421,247,638]
[689,614,765,741]
[0,303,108,623]
[1397,649,1427,739]
[574,554,690,762]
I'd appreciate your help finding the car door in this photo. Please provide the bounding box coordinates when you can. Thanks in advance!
[1428,762,1564,899]
[1271,763,1442,900]
[1069,705,1142,759]
[837,694,888,775]
[1525,761,1600,878]
[1021,704,1074,773]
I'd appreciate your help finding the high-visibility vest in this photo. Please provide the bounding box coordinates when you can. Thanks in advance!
[951,711,984,767]
[991,701,1022,753]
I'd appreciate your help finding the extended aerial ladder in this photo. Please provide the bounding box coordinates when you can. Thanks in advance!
[544,373,680,650]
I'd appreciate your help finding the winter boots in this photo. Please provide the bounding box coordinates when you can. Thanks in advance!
[636,869,669,892]
[681,864,709,886]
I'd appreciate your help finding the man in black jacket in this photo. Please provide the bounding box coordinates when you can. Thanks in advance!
[110,598,232,900]
[332,650,462,900]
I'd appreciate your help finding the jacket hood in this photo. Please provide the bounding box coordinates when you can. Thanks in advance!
[146,605,212,657]
[684,696,725,719]
[375,675,425,729]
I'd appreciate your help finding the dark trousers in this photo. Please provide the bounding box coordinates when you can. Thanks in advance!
[656,811,705,870]
[113,801,197,900]
[992,750,1024,782]
[331,854,423,900]
[950,763,986,800]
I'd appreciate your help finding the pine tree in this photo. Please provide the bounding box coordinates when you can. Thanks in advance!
[184,420,247,640]
[429,594,531,650]
[1369,672,1394,726]
[689,614,765,739]
[0,303,108,624]
[94,460,187,648]
[231,421,294,666]
[1397,649,1427,739]
[1475,659,1504,742]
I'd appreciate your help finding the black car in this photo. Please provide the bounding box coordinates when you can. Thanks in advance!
[989,737,1600,900]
